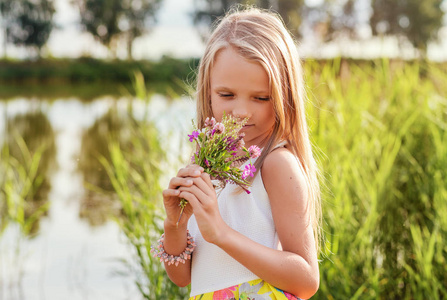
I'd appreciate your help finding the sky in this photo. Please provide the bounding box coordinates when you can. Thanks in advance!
[1,0,447,60]
[47,0,205,59]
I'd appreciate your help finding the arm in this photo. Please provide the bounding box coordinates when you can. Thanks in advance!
[179,149,319,298]
[161,165,204,287]
[162,220,191,287]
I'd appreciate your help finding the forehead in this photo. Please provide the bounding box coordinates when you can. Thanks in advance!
[210,47,270,92]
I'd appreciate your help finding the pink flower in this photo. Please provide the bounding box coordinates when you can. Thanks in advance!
[205,117,216,127]
[212,285,237,300]
[236,138,245,149]
[248,145,261,159]
[242,164,256,179]
[213,122,225,134]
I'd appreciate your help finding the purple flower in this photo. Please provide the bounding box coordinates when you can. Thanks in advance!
[248,145,261,159]
[188,130,199,142]
[213,123,225,134]
[242,164,256,179]
[205,159,210,167]
[206,128,216,137]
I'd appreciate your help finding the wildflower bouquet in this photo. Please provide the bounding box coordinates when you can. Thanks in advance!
[177,114,261,224]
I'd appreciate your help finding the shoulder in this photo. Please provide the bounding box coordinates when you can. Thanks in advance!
[261,147,308,206]
[261,147,317,265]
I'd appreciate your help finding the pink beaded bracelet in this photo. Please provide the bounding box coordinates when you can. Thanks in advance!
[150,230,196,266]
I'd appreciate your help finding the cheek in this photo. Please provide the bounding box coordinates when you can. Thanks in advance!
[264,105,276,126]
[210,98,225,120]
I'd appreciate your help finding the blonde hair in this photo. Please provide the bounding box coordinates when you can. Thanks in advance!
[195,7,322,253]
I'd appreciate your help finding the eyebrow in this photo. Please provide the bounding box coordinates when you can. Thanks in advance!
[213,86,269,94]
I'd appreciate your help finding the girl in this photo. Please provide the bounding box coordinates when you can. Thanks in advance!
[158,7,321,300]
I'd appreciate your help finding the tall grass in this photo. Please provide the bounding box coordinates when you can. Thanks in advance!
[99,73,190,299]
[0,135,50,236]
[0,136,50,299]
[305,59,447,299]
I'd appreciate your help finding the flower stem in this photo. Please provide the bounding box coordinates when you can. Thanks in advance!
[176,198,188,228]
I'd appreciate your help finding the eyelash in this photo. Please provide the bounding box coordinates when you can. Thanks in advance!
[218,94,270,101]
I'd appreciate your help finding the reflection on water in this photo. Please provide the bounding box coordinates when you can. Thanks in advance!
[0,95,195,300]
[3,110,57,235]
[78,107,126,227]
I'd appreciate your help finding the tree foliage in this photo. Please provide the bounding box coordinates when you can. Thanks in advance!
[1,0,55,57]
[307,0,362,41]
[74,0,163,59]
[192,0,304,39]
[370,0,444,53]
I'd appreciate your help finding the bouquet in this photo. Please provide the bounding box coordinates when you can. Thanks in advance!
[177,113,261,224]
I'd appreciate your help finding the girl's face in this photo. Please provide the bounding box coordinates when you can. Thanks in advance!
[210,47,276,149]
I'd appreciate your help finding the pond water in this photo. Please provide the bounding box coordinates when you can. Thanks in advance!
[0,94,195,300]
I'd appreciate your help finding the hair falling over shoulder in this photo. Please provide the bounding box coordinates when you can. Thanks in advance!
[194,6,323,255]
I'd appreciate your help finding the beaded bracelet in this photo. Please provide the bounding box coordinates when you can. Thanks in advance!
[150,230,196,266]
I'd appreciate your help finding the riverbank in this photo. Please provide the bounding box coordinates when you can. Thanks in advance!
[1,57,445,101]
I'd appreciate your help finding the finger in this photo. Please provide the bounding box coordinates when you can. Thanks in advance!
[178,190,203,213]
[168,177,194,189]
[200,172,215,191]
[177,165,204,178]
[178,184,209,205]
[189,175,215,198]
[162,188,180,198]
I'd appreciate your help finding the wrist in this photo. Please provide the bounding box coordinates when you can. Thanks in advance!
[211,222,232,247]
[164,218,187,231]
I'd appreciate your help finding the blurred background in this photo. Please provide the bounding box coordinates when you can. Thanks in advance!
[0,1,446,300]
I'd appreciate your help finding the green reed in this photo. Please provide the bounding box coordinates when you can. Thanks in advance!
[0,135,49,236]
[0,135,50,298]
[100,73,190,299]
[305,59,447,299]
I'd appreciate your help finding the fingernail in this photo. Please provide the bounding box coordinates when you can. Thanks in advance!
[187,180,193,185]
[194,170,201,176]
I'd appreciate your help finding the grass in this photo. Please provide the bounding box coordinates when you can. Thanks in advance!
[97,75,191,299]
[305,58,447,299]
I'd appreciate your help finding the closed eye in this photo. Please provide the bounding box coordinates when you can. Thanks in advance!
[255,96,270,101]
[219,93,234,98]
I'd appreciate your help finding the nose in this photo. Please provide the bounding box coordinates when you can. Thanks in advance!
[232,99,251,120]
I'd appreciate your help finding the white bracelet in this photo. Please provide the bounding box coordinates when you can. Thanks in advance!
[150,230,196,266]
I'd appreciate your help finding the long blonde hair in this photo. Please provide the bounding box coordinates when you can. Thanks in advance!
[195,7,322,253]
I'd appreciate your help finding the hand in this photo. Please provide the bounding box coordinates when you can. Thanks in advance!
[163,164,204,228]
[178,171,229,244]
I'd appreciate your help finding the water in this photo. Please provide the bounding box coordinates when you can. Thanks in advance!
[0,94,195,300]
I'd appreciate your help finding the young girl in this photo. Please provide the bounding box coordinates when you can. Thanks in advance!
[158,7,321,300]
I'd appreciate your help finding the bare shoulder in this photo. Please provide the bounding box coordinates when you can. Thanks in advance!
[261,146,316,257]
[261,147,308,207]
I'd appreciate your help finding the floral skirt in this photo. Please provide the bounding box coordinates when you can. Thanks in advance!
[188,279,302,300]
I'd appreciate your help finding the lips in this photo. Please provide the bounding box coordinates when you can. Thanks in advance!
[242,124,254,129]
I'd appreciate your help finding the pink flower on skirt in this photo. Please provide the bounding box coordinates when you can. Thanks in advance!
[212,285,237,300]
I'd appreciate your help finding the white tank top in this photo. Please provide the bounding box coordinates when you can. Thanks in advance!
[187,142,286,297]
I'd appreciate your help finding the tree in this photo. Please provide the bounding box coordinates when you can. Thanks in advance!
[3,0,55,57]
[0,0,13,57]
[370,0,444,55]
[303,0,364,42]
[192,0,305,39]
[74,0,162,59]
